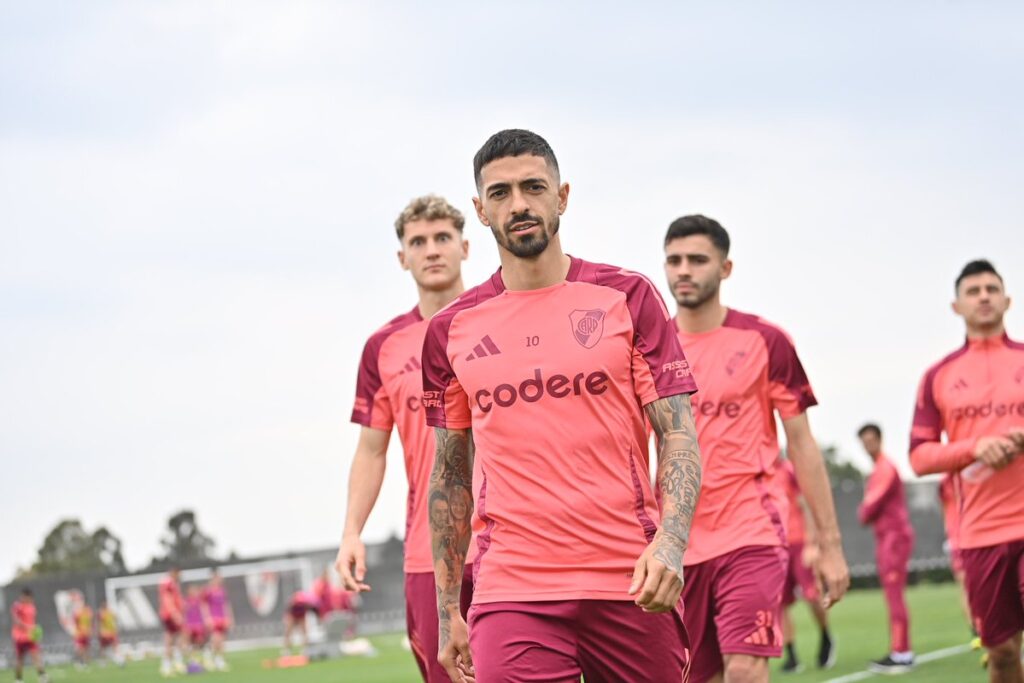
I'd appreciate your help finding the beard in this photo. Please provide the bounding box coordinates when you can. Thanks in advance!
[674,277,720,309]
[493,213,560,259]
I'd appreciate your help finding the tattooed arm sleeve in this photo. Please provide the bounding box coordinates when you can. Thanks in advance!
[429,427,474,643]
[645,395,702,570]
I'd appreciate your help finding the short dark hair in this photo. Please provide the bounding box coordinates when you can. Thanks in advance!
[955,259,1003,293]
[21,588,33,598]
[473,129,559,188]
[857,423,882,439]
[664,215,731,256]
[429,490,449,510]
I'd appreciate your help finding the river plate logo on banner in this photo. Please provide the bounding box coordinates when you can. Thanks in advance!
[570,309,605,349]
[245,571,280,617]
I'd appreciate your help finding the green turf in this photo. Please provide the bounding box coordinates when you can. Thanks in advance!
[8,583,988,682]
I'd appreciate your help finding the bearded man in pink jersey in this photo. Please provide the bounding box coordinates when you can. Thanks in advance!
[662,215,850,683]
[857,423,915,673]
[422,129,701,683]
[336,194,475,683]
[909,259,1024,683]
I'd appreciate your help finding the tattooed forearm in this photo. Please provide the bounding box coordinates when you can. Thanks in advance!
[430,427,474,646]
[645,395,702,571]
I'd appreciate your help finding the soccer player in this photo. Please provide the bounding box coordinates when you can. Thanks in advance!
[423,129,702,683]
[778,456,834,673]
[204,568,232,671]
[11,588,48,683]
[71,592,93,668]
[857,423,915,673]
[183,584,210,664]
[662,214,850,683]
[909,259,1024,683]
[336,194,474,682]
[158,567,186,677]
[283,590,316,654]
[97,599,123,667]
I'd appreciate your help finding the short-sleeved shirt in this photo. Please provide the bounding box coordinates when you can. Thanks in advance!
[98,609,117,637]
[778,459,805,545]
[11,602,36,642]
[74,607,93,636]
[910,333,1024,549]
[351,306,476,573]
[158,577,183,621]
[676,309,817,565]
[204,586,227,620]
[422,257,697,604]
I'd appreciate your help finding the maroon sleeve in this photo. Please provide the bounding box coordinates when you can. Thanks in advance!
[909,366,943,453]
[601,268,698,400]
[350,333,392,429]
[421,314,471,429]
[763,327,817,416]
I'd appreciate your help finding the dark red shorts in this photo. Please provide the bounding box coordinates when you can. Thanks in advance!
[187,626,208,646]
[100,635,117,648]
[962,538,1024,647]
[162,616,182,635]
[14,639,38,657]
[406,565,474,683]
[682,544,787,683]
[468,600,689,683]
[289,603,311,620]
[782,542,819,606]
[210,618,229,634]
[75,636,91,651]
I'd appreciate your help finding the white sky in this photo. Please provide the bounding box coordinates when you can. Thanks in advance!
[2,1,1022,582]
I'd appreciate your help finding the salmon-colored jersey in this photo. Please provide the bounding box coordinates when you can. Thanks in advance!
[778,459,805,545]
[858,454,913,541]
[422,257,697,604]
[11,601,36,642]
[351,306,476,573]
[676,309,816,565]
[937,474,960,551]
[910,333,1024,549]
[158,577,183,621]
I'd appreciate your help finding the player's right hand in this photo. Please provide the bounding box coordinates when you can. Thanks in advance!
[1004,428,1024,453]
[974,436,1017,470]
[439,613,474,683]
[336,535,371,592]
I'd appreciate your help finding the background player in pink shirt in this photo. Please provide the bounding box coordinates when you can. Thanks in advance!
[183,584,210,661]
[336,194,475,682]
[158,567,186,677]
[777,457,834,674]
[203,568,232,671]
[423,129,702,683]
[857,423,915,673]
[662,215,849,683]
[11,588,49,683]
[909,259,1024,683]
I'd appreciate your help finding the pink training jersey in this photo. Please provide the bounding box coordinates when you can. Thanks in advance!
[184,595,204,628]
[351,306,476,574]
[778,459,805,545]
[11,602,36,643]
[204,586,227,620]
[910,333,1024,550]
[158,577,183,621]
[676,309,816,566]
[422,257,697,604]
[858,454,913,541]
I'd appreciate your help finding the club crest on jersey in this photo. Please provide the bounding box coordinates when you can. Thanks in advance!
[569,309,605,349]
[245,571,280,617]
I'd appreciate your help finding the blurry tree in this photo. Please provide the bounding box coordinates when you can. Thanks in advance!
[157,509,217,564]
[29,519,127,575]
[821,444,865,485]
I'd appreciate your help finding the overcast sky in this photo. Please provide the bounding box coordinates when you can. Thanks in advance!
[2,1,1021,582]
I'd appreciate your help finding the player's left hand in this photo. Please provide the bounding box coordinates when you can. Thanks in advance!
[814,540,850,609]
[629,530,685,613]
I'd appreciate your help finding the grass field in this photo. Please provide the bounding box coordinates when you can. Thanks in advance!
[9,582,988,682]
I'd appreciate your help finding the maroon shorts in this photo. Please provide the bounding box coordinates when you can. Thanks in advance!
[962,538,1024,647]
[100,635,118,648]
[782,542,819,606]
[14,639,38,657]
[162,616,182,635]
[468,600,689,683]
[406,565,474,683]
[289,602,311,620]
[210,617,229,634]
[75,635,91,651]
[187,626,208,646]
[683,544,787,683]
